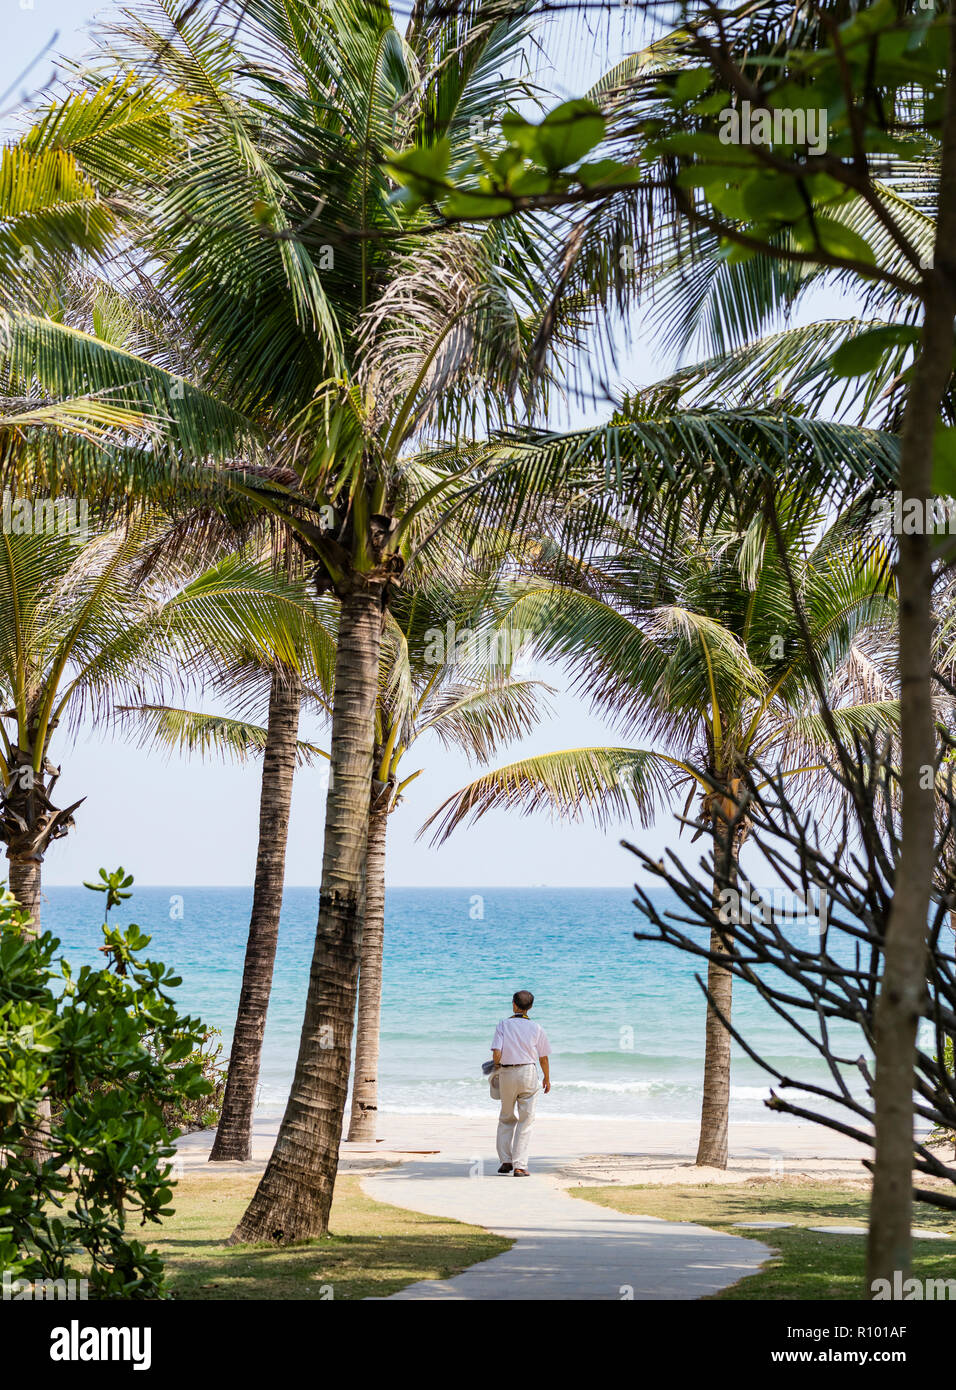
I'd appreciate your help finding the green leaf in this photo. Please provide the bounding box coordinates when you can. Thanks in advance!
[491,145,524,179]
[385,138,452,201]
[830,325,921,378]
[387,138,451,181]
[660,131,751,161]
[838,0,897,43]
[694,93,733,116]
[507,168,553,196]
[669,69,713,104]
[505,99,606,173]
[500,112,539,159]
[741,175,808,222]
[707,182,749,221]
[803,173,856,210]
[721,238,762,265]
[443,191,515,218]
[575,159,640,189]
[792,215,875,264]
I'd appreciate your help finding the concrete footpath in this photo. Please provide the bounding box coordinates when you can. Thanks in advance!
[363,1158,771,1301]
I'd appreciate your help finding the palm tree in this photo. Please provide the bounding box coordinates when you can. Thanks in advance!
[347,581,549,1141]
[204,662,313,1164]
[425,493,898,1168]
[119,611,336,1165]
[118,562,336,1164]
[0,517,320,930]
[1,74,196,307]
[74,0,590,1244]
[0,74,246,492]
[128,575,548,1153]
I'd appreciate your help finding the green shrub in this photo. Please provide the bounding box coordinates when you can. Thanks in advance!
[0,868,211,1299]
[159,1026,226,1134]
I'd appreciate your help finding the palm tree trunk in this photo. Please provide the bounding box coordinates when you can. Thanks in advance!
[210,665,302,1163]
[230,580,383,1244]
[866,35,956,1289]
[8,856,42,934]
[346,799,388,1143]
[8,854,49,1156]
[695,807,739,1168]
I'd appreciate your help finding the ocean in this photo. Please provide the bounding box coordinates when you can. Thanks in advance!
[42,884,875,1126]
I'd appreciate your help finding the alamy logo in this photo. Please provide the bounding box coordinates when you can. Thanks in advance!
[717,884,829,934]
[871,1273,956,1300]
[49,1321,151,1371]
[871,492,956,536]
[718,99,828,155]
[3,1271,88,1300]
[2,490,89,539]
[421,621,534,671]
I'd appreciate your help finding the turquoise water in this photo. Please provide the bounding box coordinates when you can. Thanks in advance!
[43,884,869,1125]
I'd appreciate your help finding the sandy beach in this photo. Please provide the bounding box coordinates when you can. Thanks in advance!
[175,1110,872,1188]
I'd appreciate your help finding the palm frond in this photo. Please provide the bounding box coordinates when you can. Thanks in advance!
[114,701,327,767]
[422,745,680,843]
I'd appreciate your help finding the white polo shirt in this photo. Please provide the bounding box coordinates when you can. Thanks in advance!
[492,1014,550,1066]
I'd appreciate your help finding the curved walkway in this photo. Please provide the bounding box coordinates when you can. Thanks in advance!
[362,1159,770,1301]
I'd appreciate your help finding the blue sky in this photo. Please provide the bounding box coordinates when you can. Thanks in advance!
[0,2,838,888]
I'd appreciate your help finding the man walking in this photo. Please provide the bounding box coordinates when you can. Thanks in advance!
[491,990,551,1176]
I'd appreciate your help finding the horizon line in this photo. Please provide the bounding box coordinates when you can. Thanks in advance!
[41,882,640,891]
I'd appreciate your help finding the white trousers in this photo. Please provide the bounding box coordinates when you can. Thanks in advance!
[496,1063,539,1170]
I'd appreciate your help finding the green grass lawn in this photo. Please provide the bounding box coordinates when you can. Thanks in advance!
[150,1172,510,1300]
[571,1180,956,1300]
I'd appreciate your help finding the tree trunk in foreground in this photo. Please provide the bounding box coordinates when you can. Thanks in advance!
[210,666,302,1163]
[346,800,388,1142]
[230,580,382,1243]
[8,856,42,934]
[867,33,956,1292]
[696,805,740,1169]
[8,854,49,1156]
